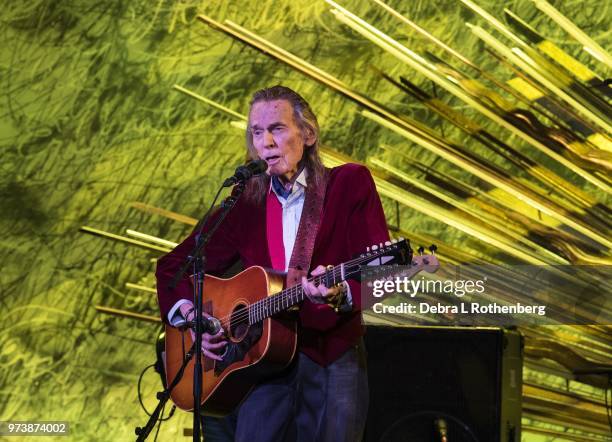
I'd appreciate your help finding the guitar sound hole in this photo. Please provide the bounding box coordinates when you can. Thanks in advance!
[229,304,249,340]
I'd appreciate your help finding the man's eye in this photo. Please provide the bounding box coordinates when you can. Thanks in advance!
[272,127,284,132]
[252,130,263,136]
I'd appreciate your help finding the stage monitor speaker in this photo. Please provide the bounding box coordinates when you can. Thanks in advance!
[364,326,522,442]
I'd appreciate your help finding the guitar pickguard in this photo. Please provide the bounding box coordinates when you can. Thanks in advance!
[214,322,263,375]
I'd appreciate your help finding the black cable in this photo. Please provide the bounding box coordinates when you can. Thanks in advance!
[153,403,165,442]
[137,364,157,417]
[158,404,176,423]
[137,363,176,422]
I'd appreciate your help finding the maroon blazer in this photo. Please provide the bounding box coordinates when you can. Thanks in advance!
[156,163,389,366]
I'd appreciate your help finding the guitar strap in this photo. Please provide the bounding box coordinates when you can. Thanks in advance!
[285,168,330,288]
[290,168,344,331]
[266,168,337,330]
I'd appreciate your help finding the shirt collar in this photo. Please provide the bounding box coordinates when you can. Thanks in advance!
[269,168,308,199]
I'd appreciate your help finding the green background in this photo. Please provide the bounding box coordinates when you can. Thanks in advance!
[0,1,609,440]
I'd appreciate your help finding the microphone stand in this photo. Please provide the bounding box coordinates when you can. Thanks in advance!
[135,341,196,442]
[135,180,246,442]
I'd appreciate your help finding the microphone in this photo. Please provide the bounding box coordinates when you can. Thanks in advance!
[223,160,268,187]
[185,316,222,335]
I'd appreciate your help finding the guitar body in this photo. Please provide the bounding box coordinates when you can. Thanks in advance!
[164,266,297,415]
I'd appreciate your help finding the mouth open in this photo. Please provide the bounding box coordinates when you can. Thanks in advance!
[266,155,281,164]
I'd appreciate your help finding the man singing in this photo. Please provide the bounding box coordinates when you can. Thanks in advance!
[156,85,389,441]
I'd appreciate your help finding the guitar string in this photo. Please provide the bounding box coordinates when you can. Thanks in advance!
[187,247,424,361]
[228,253,376,326]
[242,251,418,326]
[212,247,406,327]
[218,262,351,327]
[214,249,410,328]
[184,244,406,332]
[213,267,345,328]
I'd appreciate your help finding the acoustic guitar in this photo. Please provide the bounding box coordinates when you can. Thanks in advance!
[164,238,435,415]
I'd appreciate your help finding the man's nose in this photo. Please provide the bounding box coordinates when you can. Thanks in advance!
[263,130,275,147]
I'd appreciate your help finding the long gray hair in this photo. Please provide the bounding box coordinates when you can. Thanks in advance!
[243,85,325,204]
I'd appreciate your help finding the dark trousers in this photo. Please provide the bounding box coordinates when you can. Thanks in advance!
[234,343,368,442]
[202,413,237,441]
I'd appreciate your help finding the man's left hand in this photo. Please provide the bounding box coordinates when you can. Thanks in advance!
[302,265,347,305]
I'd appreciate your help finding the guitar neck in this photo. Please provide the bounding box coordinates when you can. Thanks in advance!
[247,264,346,325]
[246,238,415,325]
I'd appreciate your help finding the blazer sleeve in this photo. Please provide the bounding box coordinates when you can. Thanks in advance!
[155,206,241,323]
[300,165,389,331]
[345,166,390,312]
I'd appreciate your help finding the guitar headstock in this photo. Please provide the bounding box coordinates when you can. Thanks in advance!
[359,237,412,267]
[342,238,412,282]
[362,243,440,283]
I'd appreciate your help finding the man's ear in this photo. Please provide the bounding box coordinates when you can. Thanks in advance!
[303,127,317,147]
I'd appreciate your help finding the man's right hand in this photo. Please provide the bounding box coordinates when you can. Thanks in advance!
[179,303,228,361]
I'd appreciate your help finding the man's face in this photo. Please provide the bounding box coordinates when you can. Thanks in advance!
[249,99,313,182]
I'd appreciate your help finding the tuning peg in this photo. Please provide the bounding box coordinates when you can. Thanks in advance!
[385,241,391,246]
[417,246,425,255]
[429,244,437,255]
[372,244,379,251]
[391,238,397,243]
[379,242,384,249]
[366,246,370,252]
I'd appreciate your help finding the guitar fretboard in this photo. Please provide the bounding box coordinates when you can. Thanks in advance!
[245,241,410,324]
[247,265,345,324]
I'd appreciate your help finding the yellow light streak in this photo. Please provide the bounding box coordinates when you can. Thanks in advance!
[125,283,157,294]
[370,157,569,264]
[80,226,173,253]
[130,201,198,225]
[532,0,612,68]
[468,24,612,145]
[173,84,247,120]
[323,2,611,192]
[126,229,178,248]
[362,110,612,249]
